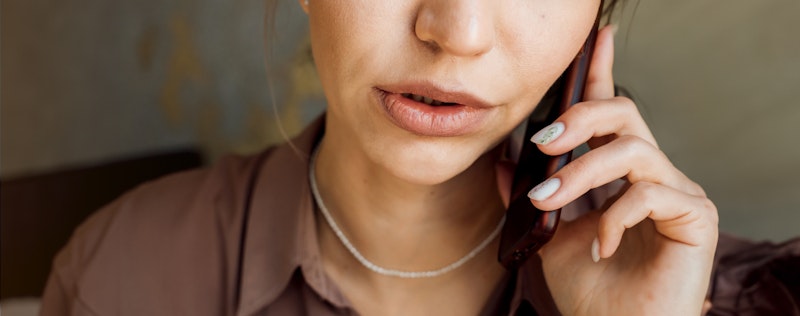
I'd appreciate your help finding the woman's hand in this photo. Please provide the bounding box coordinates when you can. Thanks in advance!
[496,26,719,315]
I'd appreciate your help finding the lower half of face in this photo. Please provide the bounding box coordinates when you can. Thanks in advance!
[308,0,599,186]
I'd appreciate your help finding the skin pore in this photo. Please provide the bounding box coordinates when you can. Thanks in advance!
[302,0,600,314]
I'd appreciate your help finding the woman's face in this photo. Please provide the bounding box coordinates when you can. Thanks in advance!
[304,0,600,185]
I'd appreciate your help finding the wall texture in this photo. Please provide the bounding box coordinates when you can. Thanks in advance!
[612,0,800,241]
[2,0,324,178]
[2,0,798,241]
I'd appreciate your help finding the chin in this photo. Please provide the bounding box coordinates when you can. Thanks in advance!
[376,142,490,187]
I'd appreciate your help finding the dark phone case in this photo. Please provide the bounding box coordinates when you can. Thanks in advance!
[498,15,601,270]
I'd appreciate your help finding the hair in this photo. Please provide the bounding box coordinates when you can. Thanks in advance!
[604,0,625,22]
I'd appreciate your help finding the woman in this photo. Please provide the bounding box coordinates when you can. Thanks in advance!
[41,0,718,315]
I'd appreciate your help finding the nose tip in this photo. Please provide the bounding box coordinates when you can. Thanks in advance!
[414,3,495,57]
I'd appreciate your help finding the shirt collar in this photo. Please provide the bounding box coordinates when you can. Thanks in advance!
[236,115,331,315]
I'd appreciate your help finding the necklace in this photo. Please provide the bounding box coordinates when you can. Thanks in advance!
[308,146,506,278]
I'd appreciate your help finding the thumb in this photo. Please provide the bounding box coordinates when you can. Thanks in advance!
[495,159,516,208]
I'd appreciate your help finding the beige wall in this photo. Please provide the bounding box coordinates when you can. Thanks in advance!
[612,0,800,241]
[1,0,324,178]
[2,0,798,241]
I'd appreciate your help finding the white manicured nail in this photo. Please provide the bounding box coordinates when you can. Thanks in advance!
[530,122,565,145]
[527,178,561,201]
[591,237,600,263]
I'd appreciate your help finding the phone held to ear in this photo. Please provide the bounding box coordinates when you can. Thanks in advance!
[498,6,603,270]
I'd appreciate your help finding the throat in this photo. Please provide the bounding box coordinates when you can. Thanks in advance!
[316,209,509,316]
[310,140,507,279]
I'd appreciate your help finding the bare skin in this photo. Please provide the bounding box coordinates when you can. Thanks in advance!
[300,0,718,315]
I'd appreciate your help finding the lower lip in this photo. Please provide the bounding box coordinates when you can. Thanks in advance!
[376,89,490,137]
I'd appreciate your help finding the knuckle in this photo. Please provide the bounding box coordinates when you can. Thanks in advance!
[616,135,653,159]
[609,96,639,118]
[701,198,720,225]
[627,181,659,207]
[688,180,707,197]
[613,96,637,111]
[613,96,649,129]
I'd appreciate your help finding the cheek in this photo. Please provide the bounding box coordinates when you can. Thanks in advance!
[308,2,406,106]
[308,3,361,101]
[498,0,600,100]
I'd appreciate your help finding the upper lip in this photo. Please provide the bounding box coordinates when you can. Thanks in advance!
[377,82,495,109]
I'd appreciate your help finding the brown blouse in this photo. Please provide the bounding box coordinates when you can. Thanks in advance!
[39,116,624,316]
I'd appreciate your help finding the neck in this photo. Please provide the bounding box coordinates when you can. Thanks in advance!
[313,136,506,279]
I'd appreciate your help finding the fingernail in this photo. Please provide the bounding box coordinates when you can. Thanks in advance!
[530,122,564,145]
[527,178,561,201]
[591,237,601,263]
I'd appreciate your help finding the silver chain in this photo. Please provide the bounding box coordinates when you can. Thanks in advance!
[308,146,506,278]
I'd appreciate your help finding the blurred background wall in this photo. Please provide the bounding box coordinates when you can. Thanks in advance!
[2,0,323,178]
[611,1,800,242]
[1,0,799,306]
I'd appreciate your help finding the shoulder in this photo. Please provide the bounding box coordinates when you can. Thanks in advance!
[112,150,272,230]
[42,115,324,315]
[80,149,271,251]
[42,148,275,315]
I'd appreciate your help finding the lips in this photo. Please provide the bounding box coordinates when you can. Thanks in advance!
[400,93,455,106]
[375,84,494,137]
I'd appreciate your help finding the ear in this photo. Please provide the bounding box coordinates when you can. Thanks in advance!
[298,0,309,14]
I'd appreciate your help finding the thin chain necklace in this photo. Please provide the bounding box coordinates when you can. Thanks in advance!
[308,146,506,278]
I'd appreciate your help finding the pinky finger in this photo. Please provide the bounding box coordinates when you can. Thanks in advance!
[595,182,718,259]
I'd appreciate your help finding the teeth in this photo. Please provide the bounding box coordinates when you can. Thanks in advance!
[401,93,442,105]
[402,93,448,106]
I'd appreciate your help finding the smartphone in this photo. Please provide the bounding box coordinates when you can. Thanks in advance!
[498,8,603,270]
